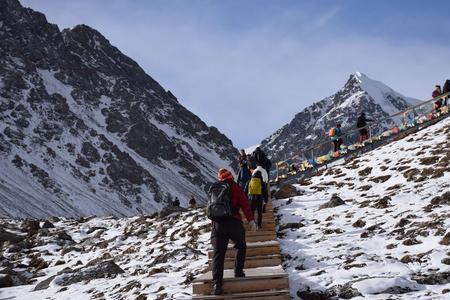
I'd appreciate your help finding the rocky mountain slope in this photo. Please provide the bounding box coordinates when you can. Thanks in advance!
[262,72,420,161]
[275,116,450,299]
[0,0,238,218]
[0,210,210,299]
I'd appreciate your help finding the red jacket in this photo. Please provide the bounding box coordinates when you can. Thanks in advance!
[226,179,254,222]
[432,90,441,99]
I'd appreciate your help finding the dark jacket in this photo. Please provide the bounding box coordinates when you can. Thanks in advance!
[357,114,373,128]
[443,80,450,95]
[251,149,268,167]
[237,166,251,187]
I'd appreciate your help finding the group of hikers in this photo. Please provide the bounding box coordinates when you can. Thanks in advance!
[170,196,197,209]
[328,112,373,152]
[202,81,450,295]
[206,147,271,295]
[328,81,450,154]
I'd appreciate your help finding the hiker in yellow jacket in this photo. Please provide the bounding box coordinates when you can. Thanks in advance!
[245,170,268,229]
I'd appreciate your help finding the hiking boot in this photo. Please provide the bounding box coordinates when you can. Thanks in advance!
[234,271,246,278]
[213,283,223,295]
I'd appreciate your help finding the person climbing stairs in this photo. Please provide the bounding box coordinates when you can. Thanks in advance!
[194,181,290,299]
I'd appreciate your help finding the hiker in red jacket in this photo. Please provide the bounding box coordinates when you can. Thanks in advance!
[211,168,256,295]
[433,85,443,110]
[432,85,442,99]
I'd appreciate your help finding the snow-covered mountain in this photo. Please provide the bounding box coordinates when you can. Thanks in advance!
[1,106,449,299]
[0,0,238,218]
[261,72,421,161]
[275,116,450,299]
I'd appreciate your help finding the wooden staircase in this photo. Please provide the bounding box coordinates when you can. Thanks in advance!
[192,200,290,299]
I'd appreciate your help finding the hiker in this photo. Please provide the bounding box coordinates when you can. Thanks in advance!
[329,123,343,152]
[432,85,442,99]
[264,158,272,181]
[173,197,180,207]
[208,168,257,295]
[252,163,269,211]
[443,80,450,106]
[189,196,197,208]
[238,149,248,166]
[251,147,267,169]
[245,170,268,229]
[356,112,373,143]
[237,162,251,190]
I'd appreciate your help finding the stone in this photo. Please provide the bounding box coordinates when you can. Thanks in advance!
[273,184,301,199]
[352,219,366,228]
[23,219,40,235]
[400,255,412,263]
[412,272,450,285]
[279,222,305,231]
[0,228,24,244]
[439,232,450,246]
[319,194,345,209]
[42,220,55,229]
[0,274,13,288]
[34,275,56,291]
[372,196,391,209]
[158,206,188,219]
[58,260,124,286]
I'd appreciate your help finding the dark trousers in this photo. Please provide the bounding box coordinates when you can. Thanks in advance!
[249,195,263,227]
[211,218,246,284]
[332,138,342,152]
[359,128,369,143]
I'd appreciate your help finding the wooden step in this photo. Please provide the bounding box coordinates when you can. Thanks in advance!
[244,230,276,237]
[244,223,275,231]
[208,241,280,259]
[193,266,288,295]
[245,234,277,243]
[192,289,290,299]
[207,254,282,270]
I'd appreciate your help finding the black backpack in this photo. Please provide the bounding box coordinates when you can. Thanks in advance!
[207,181,235,222]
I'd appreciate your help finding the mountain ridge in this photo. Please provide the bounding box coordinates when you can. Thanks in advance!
[0,0,238,218]
[261,72,420,161]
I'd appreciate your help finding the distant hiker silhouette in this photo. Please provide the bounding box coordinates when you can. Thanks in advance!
[357,112,373,143]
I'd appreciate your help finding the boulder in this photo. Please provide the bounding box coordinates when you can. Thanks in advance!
[0,274,13,288]
[0,228,24,244]
[319,194,345,209]
[440,232,450,246]
[412,272,450,285]
[372,196,391,209]
[273,184,301,199]
[352,219,366,228]
[58,260,124,286]
[34,275,57,291]
[279,222,305,231]
[42,220,55,229]
[158,206,188,219]
[23,219,40,235]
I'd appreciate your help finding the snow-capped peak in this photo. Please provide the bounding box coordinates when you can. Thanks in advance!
[261,72,421,161]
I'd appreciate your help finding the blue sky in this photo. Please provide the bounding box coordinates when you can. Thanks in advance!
[21,0,450,148]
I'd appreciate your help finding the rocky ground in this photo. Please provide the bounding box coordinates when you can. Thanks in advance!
[274,117,450,299]
[0,207,210,299]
